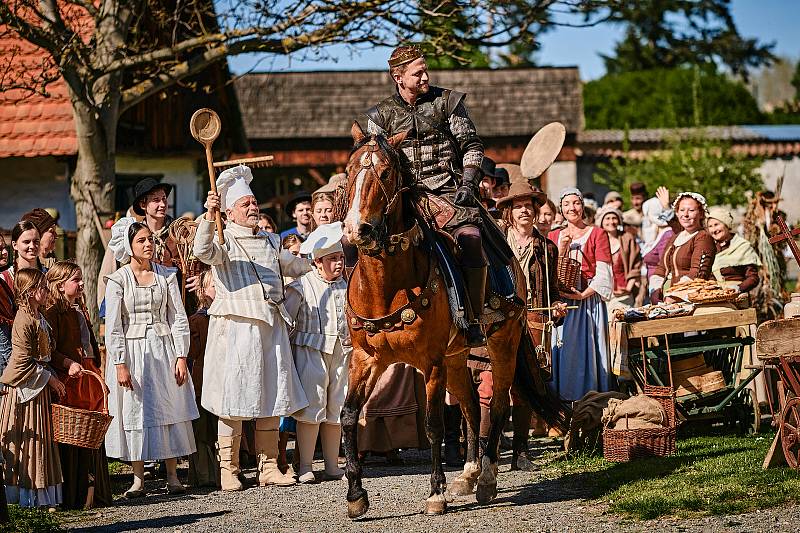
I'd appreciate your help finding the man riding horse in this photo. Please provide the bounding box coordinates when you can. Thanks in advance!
[364,45,488,347]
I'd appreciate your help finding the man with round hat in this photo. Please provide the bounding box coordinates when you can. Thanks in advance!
[490,181,567,468]
[280,191,313,241]
[195,165,310,491]
[96,177,181,314]
[362,45,489,347]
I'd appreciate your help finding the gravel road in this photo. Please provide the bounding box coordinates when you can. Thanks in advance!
[64,443,800,533]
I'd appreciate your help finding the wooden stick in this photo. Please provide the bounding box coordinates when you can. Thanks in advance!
[527,305,579,312]
[213,155,274,169]
[204,144,225,244]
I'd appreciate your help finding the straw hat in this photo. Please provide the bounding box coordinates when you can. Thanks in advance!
[520,122,566,180]
[495,181,547,210]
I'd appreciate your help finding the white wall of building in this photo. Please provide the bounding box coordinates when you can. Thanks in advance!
[116,155,203,219]
[545,161,578,200]
[0,156,75,230]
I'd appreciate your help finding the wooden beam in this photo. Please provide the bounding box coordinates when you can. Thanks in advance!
[626,308,757,338]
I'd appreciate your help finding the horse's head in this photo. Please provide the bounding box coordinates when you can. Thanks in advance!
[343,122,408,252]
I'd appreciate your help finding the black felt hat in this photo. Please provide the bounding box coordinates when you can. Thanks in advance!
[285,190,312,216]
[132,178,173,216]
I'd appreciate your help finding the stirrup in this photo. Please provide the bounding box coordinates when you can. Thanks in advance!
[465,323,487,348]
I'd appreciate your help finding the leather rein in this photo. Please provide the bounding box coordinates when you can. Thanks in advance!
[345,137,439,335]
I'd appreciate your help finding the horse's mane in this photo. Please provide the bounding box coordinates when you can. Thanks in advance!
[350,132,401,164]
[348,131,416,228]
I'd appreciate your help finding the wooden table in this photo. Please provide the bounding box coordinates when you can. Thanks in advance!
[621,307,761,431]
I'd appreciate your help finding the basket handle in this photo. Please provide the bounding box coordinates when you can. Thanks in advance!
[79,370,110,415]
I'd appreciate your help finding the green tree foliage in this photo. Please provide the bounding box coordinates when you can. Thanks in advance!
[594,133,763,208]
[420,1,489,69]
[584,67,763,129]
[601,0,774,79]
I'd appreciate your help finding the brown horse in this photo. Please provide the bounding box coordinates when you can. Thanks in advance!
[340,122,565,519]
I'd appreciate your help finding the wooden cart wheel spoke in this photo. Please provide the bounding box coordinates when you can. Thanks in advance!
[781,397,800,470]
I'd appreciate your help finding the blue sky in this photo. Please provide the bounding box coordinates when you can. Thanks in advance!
[227,0,799,80]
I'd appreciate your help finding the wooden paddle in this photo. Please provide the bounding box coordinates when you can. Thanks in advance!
[190,108,225,244]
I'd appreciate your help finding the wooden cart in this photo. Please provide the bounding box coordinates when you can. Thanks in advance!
[756,317,800,470]
[624,308,763,432]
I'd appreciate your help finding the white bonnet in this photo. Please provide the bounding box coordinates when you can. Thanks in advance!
[299,222,344,259]
[108,217,137,262]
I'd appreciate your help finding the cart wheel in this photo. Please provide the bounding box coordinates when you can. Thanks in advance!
[780,396,800,470]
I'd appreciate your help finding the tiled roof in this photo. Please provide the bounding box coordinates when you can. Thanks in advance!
[234,67,583,140]
[578,125,800,159]
[578,125,800,144]
[0,30,77,158]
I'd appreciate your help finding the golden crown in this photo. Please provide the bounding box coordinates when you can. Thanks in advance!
[388,46,424,68]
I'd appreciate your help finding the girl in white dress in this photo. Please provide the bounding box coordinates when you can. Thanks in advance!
[104,218,199,498]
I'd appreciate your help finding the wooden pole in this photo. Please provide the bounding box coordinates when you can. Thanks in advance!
[204,144,225,244]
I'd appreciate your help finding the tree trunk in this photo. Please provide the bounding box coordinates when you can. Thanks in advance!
[68,100,117,328]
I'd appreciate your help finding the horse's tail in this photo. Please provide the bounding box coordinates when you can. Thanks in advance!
[513,329,571,433]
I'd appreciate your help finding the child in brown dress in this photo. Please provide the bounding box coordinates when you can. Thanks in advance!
[0,268,64,507]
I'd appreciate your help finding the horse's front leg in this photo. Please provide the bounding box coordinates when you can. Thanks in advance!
[476,330,520,505]
[445,351,481,496]
[423,363,448,515]
[343,349,384,519]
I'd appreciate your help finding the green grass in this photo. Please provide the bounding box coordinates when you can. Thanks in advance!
[0,507,62,532]
[543,432,800,520]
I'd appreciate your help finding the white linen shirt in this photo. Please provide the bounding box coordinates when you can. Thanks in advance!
[193,219,311,326]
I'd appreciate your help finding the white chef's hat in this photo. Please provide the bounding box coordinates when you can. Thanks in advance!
[108,216,137,262]
[216,165,254,211]
[299,222,344,259]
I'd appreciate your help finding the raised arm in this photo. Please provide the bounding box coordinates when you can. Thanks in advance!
[194,218,228,266]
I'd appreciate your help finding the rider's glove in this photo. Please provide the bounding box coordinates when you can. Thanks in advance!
[454,166,481,208]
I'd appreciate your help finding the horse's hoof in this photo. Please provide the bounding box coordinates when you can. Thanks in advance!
[449,477,474,496]
[424,494,447,516]
[347,494,370,519]
[475,482,497,505]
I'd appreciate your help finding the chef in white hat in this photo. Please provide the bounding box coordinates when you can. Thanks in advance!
[284,222,350,484]
[194,165,311,491]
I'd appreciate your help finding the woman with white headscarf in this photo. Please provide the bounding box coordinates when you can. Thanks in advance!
[596,205,641,314]
[548,188,615,402]
[649,192,717,303]
[706,207,761,293]
[103,217,199,498]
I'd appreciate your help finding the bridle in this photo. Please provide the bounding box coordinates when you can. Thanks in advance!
[346,136,408,255]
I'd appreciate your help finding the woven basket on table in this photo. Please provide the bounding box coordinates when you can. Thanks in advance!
[51,370,113,449]
[603,336,677,462]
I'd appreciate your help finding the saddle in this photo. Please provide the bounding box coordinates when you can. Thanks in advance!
[411,191,524,332]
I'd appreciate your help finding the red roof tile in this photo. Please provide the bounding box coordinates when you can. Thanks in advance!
[0,15,82,158]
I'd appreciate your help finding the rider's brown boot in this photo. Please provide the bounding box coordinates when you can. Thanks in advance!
[463,266,488,347]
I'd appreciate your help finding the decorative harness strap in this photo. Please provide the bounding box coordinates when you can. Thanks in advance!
[346,239,441,335]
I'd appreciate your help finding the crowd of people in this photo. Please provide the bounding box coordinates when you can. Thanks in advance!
[0,170,768,510]
[0,44,770,514]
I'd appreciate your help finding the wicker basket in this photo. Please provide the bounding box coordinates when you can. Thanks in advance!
[603,336,677,462]
[51,371,113,449]
[557,256,581,291]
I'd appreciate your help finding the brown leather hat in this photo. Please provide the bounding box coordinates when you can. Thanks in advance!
[495,181,547,210]
[21,208,56,235]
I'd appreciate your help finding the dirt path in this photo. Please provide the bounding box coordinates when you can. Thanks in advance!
[64,445,799,533]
